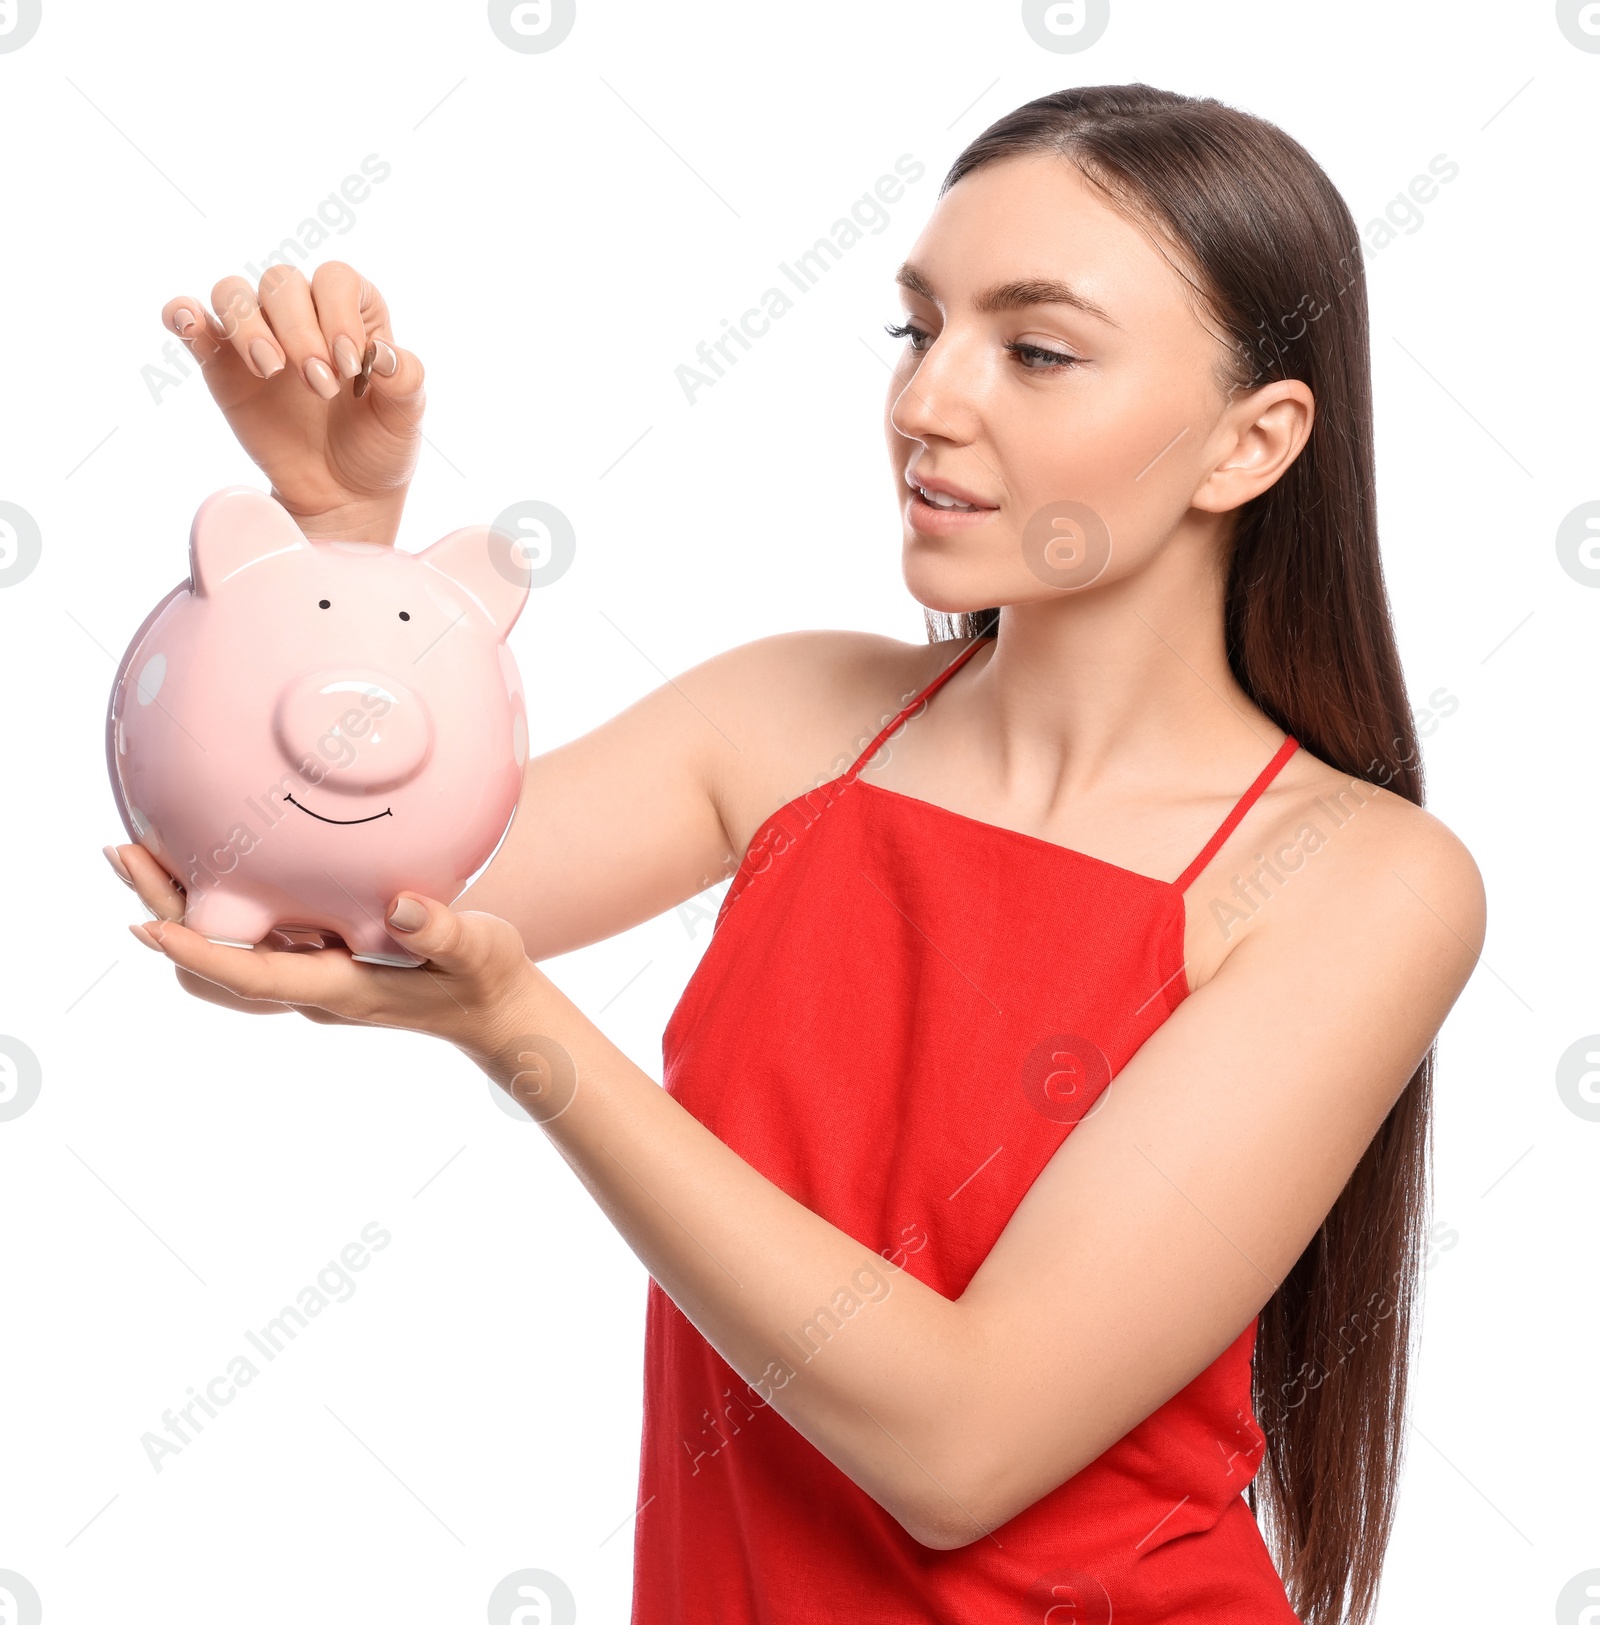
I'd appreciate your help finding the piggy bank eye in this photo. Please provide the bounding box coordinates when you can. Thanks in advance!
[318,599,331,609]
[398,610,411,621]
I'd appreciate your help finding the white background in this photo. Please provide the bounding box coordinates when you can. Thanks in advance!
[0,1,1594,1620]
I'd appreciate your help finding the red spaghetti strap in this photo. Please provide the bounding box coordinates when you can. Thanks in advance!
[1174,734,1300,892]
[843,634,994,783]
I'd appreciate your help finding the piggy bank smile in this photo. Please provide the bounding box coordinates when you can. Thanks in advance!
[282,795,394,825]
[107,486,531,966]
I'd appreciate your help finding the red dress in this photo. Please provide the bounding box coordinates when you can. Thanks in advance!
[631,634,1304,1623]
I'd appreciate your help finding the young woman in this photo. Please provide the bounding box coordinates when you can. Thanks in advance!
[105,85,1484,1624]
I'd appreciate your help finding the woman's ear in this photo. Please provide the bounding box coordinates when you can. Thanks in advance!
[1194,380,1316,513]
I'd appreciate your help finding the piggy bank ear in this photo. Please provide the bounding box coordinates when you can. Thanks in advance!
[189,486,311,596]
[417,524,531,638]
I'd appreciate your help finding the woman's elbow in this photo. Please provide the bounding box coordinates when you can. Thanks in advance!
[887,1466,1005,1550]
[900,1498,999,1551]
[896,1448,1051,1548]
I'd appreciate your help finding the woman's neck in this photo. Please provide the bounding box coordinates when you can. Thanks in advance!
[961,529,1277,799]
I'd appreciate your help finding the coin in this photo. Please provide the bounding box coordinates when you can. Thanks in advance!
[353,340,378,398]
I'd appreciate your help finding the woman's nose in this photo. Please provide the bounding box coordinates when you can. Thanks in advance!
[887,333,982,444]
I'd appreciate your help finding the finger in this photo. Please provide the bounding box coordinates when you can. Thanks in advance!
[128,916,383,1013]
[361,335,424,425]
[175,965,291,1016]
[257,265,342,402]
[306,263,426,424]
[309,260,380,382]
[384,894,525,981]
[211,275,288,381]
[106,842,187,923]
[161,295,238,376]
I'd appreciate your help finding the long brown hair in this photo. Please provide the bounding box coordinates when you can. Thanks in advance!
[925,86,1430,1625]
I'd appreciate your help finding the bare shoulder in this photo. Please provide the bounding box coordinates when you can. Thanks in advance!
[1368,790,1486,935]
[1219,741,1487,993]
[670,628,965,853]
[679,627,951,723]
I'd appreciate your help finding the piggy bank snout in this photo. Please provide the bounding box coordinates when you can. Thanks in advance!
[274,670,434,794]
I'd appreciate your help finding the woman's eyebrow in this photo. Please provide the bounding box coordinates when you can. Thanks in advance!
[894,262,1122,329]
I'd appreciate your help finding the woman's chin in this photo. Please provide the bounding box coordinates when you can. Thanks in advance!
[905,589,991,619]
[901,563,1009,620]
[901,528,1028,611]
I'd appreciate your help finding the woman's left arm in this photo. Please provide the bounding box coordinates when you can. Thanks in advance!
[126,806,1484,1550]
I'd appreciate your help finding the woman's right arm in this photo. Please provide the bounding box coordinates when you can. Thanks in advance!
[455,659,743,960]
[459,624,943,959]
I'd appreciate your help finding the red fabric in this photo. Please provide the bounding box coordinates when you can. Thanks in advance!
[631,634,1303,1623]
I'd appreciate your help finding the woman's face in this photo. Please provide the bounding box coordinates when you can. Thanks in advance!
[884,152,1298,613]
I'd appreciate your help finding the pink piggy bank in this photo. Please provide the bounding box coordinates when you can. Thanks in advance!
[106,486,530,967]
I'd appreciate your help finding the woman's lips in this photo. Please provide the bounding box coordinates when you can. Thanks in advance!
[905,485,1000,534]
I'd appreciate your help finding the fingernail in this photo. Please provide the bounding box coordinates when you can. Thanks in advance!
[333,334,363,378]
[103,844,135,888]
[372,339,398,377]
[249,338,285,379]
[129,921,165,951]
[387,896,427,932]
[303,357,341,400]
[172,307,198,336]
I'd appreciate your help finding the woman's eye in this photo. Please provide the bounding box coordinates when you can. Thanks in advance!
[1006,340,1081,372]
[884,320,932,353]
[884,321,1079,372]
